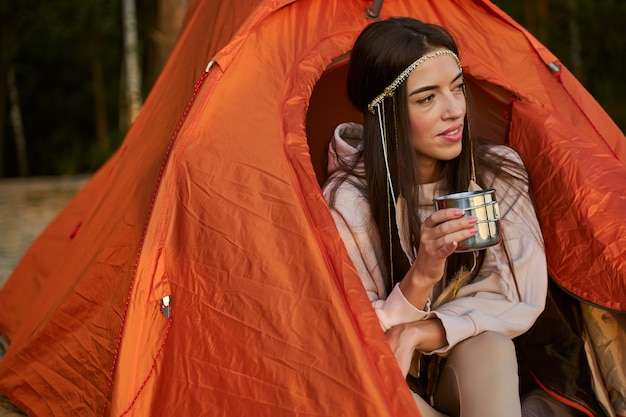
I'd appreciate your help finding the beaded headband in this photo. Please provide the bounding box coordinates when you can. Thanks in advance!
[367,49,462,114]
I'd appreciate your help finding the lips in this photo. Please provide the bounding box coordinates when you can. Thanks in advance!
[438,124,463,142]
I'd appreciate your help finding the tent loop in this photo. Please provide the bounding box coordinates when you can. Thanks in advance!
[365,0,384,19]
[205,60,216,72]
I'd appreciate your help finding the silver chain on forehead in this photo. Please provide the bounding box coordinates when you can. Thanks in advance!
[367,49,462,114]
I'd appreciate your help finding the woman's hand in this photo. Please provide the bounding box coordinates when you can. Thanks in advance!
[385,322,417,377]
[385,318,447,377]
[399,208,477,308]
[417,208,478,278]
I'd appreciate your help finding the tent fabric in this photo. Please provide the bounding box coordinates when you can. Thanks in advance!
[0,0,624,415]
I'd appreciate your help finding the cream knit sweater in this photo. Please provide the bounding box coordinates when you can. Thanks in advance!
[322,123,547,355]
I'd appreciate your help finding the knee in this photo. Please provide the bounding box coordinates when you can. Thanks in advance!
[447,331,518,376]
[434,332,520,416]
[471,331,516,360]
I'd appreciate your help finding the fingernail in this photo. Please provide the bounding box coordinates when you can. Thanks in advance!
[467,216,478,225]
[454,209,464,216]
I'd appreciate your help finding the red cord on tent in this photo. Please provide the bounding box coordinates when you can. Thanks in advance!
[119,314,173,417]
[100,70,210,417]
[69,221,82,239]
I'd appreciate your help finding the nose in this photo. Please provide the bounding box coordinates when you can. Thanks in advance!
[443,92,466,120]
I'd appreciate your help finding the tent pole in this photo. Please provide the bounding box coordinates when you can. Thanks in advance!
[365,0,383,19]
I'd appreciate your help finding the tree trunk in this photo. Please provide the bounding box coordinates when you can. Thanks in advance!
[0,12,19,177]
[142,0,188,89]
[567,0,584,82]
[7,68,28,177]
[154,0,188,72]
[90,10,110,151]
[524,0,549,43]
[122,0,143,125]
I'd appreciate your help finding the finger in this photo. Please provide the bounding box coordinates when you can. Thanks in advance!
[422,213,478,244]
[436,225,479,252]
[424,208,465,227]
[420,224,478,260]
[436,215,478,237]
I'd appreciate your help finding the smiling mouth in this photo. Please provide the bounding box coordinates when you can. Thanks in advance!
[439,125,463,139]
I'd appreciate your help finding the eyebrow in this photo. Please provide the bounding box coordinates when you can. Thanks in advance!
[408,71,464,97]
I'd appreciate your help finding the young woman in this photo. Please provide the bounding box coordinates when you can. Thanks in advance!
[322,18,548,417]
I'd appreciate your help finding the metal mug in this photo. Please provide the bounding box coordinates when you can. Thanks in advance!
[433,189,502,252]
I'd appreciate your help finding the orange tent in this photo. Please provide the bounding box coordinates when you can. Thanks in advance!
[0,0,624,415]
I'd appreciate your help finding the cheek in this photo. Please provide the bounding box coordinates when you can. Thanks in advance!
[409,112,437,142]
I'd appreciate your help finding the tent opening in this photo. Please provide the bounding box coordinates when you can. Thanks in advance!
[306,61,515,187]
[306,61,362,187]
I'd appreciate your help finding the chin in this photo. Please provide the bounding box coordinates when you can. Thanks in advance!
[441,146,463,161]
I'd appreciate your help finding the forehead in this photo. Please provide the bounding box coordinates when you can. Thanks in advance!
[405,55,463,90]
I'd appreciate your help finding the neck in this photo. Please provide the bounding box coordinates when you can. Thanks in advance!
[417,161,441,184]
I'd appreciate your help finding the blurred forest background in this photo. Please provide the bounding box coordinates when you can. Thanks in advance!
[0,0,624,178]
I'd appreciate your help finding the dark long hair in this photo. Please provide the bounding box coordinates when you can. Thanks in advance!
[341,17,529,294]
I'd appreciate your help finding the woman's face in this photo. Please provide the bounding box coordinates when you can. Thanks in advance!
[404,54,466,183]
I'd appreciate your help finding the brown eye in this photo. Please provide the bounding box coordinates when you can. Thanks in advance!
[417,94,434,104]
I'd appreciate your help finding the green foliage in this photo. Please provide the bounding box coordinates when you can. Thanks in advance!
[1,0,623,177]
[2,0,124,177]
[493,0,625,133]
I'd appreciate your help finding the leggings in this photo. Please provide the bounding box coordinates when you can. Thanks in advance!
[412,331,521,417]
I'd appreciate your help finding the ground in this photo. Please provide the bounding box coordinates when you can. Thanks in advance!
[0,175,88,287]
